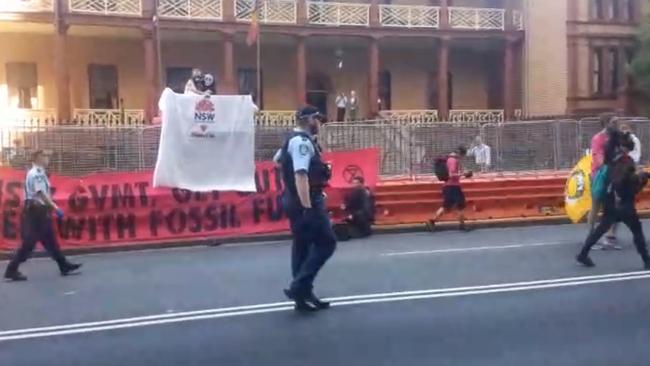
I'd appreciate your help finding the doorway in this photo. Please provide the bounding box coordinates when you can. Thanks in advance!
[306,72,332,119]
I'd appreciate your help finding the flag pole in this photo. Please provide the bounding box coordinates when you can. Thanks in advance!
[256,1,262,108]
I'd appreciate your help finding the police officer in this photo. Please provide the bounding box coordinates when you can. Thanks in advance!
[4,150,82,281]
[280,106,337,312]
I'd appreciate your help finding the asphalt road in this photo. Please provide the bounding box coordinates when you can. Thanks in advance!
[1,222,650,365]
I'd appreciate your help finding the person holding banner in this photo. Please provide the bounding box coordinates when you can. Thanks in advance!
[577,132,650,270]
[280,106,337,312]
[4,150,82,282]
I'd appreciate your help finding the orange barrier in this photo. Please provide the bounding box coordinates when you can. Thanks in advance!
[374,172,650,225]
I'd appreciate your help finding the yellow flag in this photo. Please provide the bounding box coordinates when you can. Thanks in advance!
[565,155,592,224]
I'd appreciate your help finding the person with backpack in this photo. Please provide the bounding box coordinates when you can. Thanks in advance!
[427,146,473,232]
[576,131,650,270]
[588,113,620,250]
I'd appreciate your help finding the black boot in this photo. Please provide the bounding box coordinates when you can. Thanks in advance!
[307,292,331,310]
[283,288,319,312]
[60,262,82,276]
[4,270,27,281]
[576,254,595,268]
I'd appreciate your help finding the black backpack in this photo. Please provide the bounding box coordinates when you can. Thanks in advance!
[434,156,449,181]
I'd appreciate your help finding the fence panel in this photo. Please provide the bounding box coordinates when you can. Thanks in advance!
[2,118,650,177]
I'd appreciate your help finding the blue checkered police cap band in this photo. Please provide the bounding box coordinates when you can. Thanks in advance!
[296,106,321,121]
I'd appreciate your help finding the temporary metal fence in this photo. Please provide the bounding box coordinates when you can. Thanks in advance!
[1,118,649,177]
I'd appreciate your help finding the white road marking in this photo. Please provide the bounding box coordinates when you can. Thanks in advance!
[1,271,648,342]
[381,241,573,257]
[63,291,76,296]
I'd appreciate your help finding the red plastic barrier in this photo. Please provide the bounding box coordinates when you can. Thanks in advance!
[0,149,379,251]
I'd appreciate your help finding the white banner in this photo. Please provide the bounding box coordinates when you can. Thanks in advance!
[153,88,257,192]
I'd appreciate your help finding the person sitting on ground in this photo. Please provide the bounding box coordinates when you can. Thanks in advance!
[427,146,473,232]
[577,131,650,270]
[341,177,375,238]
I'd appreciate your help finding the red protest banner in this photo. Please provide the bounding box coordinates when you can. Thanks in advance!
[0,149,379,251]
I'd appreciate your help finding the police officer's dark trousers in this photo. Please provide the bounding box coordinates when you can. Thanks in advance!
[287,194,337,297]
[5,204,68,274]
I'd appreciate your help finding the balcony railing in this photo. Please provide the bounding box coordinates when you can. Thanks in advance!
[255,110,296,127]
[0,109,57,127]
[380,4,439,28]
[0,0,53,12]
[69,0,142,16]
[159,0,222,20]
[308,1,369,27]
[449,6,505,30]
[73,109,145,126]
[378,110,439,123]
[512,9,523,30]
[449,110,504,123]
[236,0,296,24]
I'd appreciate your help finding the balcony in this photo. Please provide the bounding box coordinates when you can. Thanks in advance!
[308,1,369,27]
[159,0,222,20]
[0,0,53,12]
[236,0,296,24]
[73,109,145,126]
[69,0,142,16]
[449,6,505,30]
[380,4,439,29]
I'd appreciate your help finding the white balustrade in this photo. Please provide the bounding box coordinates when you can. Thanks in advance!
[0,0,53,12]
[236,0,296,24]
[159,0,222,20]
[378,110,439,123]
[308,1,369,27]
[73,109,145,126]
[380,4,439,28]
[449,110,504,123]
[449,7,504,30]
[69,0,142,16]
[255,110,296,127]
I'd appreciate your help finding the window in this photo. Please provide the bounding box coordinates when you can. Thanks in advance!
[378,71,391,111]
[625,0,635,21]
[6,63,37,109]
[592,0,604,19]
[238,68,263,108]
[608,0,619,19]
[625,47,635,65]
[88,64,118,109]
[166,67,192,94]
[608,48,620,93]
[592,48,604,95]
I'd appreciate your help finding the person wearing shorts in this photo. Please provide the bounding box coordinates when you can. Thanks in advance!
[427,146,472,232]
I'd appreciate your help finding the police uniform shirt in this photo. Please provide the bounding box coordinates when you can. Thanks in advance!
[25,165,50,205]
[287,131,316,173]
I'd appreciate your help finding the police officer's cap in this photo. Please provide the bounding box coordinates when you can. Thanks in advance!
[296,105,321,121]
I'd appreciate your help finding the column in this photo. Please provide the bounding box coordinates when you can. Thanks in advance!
[567,39,579,113]
[296,36,307,106]
[222,0,235,22]
[222,34,236,94]
[369,0,380,27]
[439,0,449,29]
[503,38,516,121]
[143,28,158,122]
[54,26,71,122]
[368,38,380,118]
[297,0,307,25]
[437,37,450,121]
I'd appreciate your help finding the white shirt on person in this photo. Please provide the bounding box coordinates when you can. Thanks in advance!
[336,96,348,109]
[468,143,491,167]
[629,133,642,164]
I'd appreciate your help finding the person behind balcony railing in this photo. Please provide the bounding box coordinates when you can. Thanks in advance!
[347,90,359,121]
[184,68,205,95]
[341,176,375,238]
[426,146,473,232]
[202,73,216,95]
[335,92,348,122]
[468,136,492,173]
[4,150,82,282]
[587,113,620,250]
[577,131,650,270]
